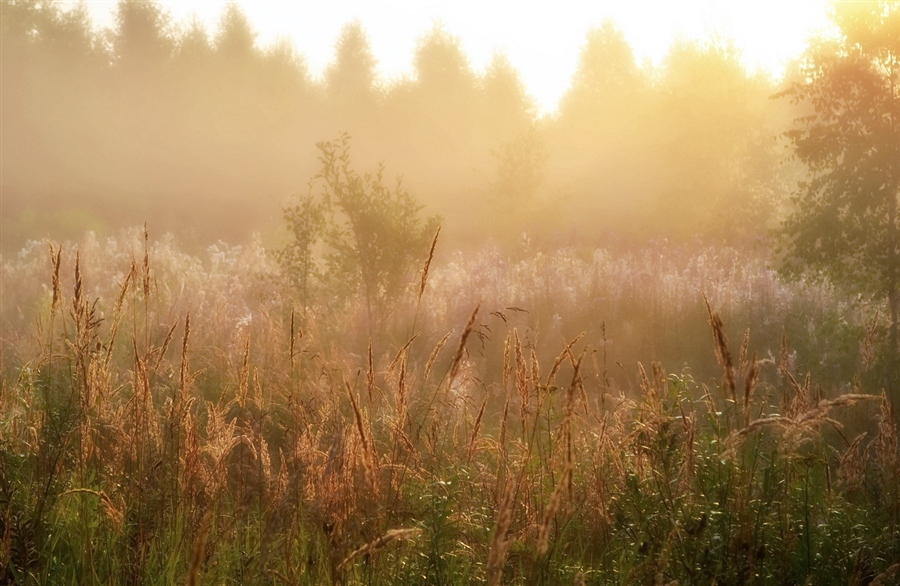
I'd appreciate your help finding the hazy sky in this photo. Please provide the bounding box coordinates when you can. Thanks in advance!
[70,0,834,114]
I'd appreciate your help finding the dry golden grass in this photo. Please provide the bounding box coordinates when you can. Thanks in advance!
[0,235,896,584]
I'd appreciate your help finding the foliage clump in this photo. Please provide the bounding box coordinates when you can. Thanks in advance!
[778,1,900,394]
[278,134,440,330]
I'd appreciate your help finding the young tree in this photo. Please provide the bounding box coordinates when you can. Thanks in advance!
[278,190,326,308]
[280,135,440,331]
[779,2,900,383]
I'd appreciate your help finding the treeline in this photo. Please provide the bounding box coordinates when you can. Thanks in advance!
[1,1,797,248]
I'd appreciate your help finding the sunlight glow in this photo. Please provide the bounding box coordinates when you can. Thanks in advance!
[69,1,835,114]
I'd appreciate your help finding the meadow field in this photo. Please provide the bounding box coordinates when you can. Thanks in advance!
[3,3,899,582]
[1,228,897,584]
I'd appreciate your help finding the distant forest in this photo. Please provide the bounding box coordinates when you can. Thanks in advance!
[1,1,798,248]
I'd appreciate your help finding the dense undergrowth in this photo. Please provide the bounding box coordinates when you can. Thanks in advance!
[0,229,898,584]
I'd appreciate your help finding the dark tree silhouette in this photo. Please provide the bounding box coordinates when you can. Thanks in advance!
[114,0,171,71]
[779,1,900,385]
[215,2,257,62]
[480,52,534,139]
[651,39,779,241]
[558,20,642,119]
[412,24,477,118]
[325,21,378,107]
[176,17,212,64]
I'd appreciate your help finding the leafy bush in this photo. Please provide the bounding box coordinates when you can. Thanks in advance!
[279,134,440,332]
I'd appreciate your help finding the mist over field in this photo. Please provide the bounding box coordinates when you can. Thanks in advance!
[1,1,899,584]
[2,1,792,248]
